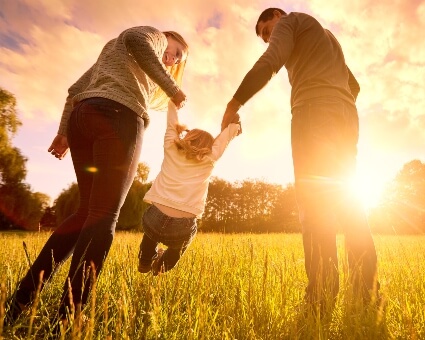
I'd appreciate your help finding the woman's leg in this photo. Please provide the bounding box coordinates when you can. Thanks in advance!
[14,214,87,306]
[59,98,144,316]
[13,101,95,309]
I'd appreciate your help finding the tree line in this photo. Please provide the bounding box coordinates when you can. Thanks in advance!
[0,88,49,230]
[46,175,300,233]
[45,159,425,235]
[1,86,425,234]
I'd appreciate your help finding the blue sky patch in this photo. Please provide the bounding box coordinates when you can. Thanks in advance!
[0,31,28,52]
[206,12,223,29]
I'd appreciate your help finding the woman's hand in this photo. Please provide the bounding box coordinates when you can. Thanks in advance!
[171,89,187,109]
[48,134,69,160]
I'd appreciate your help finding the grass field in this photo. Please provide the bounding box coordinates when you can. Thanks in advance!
[1,232,424,339]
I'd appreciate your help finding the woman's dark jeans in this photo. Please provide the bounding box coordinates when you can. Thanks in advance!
[291,97,378,305]
[139,205,197,272]
[16,97,144,316]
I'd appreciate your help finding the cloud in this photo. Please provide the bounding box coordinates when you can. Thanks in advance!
[305,0,425,162]
[0,0,424,200]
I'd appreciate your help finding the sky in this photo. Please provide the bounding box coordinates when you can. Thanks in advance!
[0,0,424,206]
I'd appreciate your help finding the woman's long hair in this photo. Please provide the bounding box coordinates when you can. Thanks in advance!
[150,31,189,111]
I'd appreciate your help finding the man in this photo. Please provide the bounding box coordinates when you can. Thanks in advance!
[221,8,378,311]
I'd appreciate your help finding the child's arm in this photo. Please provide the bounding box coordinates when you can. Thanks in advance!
[164,101,180,146]
[211,123,240,161]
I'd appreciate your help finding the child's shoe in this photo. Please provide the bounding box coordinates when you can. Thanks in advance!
[138,260,152,274]
[152,248,165,276]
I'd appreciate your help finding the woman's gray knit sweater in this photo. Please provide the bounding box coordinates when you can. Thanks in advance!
[58,26,180,135]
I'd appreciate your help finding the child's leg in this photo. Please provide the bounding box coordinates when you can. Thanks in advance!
[160,242,190,272]
[146,204,198,275]
[138,234,158,273]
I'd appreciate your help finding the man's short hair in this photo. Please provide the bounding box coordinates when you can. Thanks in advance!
[255,8,286,35]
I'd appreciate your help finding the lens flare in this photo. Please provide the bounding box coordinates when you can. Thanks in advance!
[86,167,98,173]
[348,174,385,209]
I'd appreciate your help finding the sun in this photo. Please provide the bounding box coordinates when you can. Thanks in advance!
[348,173,386,209]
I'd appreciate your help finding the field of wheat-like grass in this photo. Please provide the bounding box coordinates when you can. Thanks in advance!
[1,232,424,339]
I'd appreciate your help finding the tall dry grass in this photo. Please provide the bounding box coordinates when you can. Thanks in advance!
[0,232,424,339]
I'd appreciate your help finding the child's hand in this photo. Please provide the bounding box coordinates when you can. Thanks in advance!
[234,115,242,136]
[236,119,242,136]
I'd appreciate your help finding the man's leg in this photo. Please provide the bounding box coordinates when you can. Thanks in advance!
[340,194,379,298]
[297,184,340,306]
[336,101,379,300]
[291,98,353,308]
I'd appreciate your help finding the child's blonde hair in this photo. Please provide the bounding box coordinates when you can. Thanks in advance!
[174,123,214,161]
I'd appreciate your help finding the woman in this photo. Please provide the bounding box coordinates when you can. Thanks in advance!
[8,26,189,323]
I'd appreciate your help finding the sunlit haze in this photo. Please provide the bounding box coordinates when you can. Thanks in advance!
[0,0,424,206]
[349,172,386,209]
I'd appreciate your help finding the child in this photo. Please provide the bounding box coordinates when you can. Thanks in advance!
[138,101,240,275]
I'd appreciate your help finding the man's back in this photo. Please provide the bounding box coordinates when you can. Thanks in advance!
[265,12,354,107]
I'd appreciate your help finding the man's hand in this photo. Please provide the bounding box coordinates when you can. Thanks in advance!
[221,98,242,132]
[48,134,69,160]
[171,89,187,109]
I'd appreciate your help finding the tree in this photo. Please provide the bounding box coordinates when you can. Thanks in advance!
[39,206,57,229]
[118,162,151,229]
[135,162,150,184]
[0,88,21,136]
[369,159,425,234]
[117,180,151,230]
[201,177,234,232]
[0,88,25,186]
[0,183,49,230]
[0,146,27,185]
[269,183,300,232]
[54,182,80,226]
[201,177,300,233]
[0,87,48,230]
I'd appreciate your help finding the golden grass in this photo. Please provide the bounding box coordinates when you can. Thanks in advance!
[1,232,424,339]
